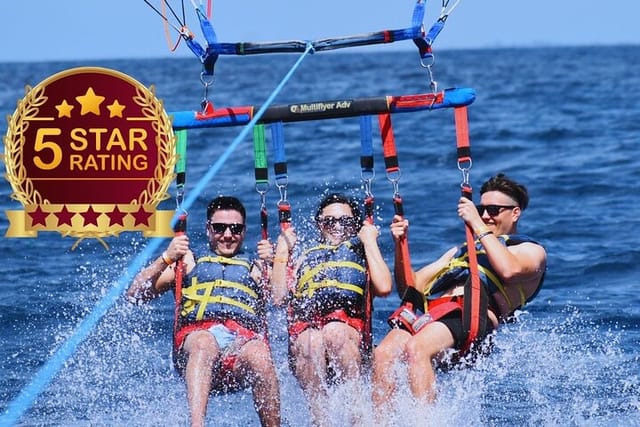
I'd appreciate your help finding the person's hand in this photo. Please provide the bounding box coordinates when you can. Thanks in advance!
[165,234,189,262]
[276,227,297,254]
[256,239,273,260]
[358,221,379,245]
[457,197,484,230]
[389,215,408,243]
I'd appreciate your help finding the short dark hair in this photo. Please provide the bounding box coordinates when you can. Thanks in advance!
[315,192,362,222]
[480,173,529,210]
[206,196,246,222]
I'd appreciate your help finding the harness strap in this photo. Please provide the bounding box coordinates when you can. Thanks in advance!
[454,106,482,353]
[413,0,460,60]
[253,124,271,286]
[174,318,260,352]
[172,213,188,351]
[379,112,416,290]
[288,309,365,340]
[359,115,375,362]
[388,296,462,335]
[271,121,291,231]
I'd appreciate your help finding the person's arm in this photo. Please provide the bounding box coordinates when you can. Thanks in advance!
[358,222,392,297]
[250,238,274,286]
[126,234,194,303]
[457,197,546,286]
[389,214,456,297]
[270,227,297,306]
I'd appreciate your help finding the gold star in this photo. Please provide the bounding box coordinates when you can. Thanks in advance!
[75,87,105,116]
[106,100,126,118]
[55,100,74,118]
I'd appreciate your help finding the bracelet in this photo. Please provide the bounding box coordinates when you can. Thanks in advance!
[273,256,289,264]
[161,251,173,265]
[474,226,490,236]
[476,230,494,240]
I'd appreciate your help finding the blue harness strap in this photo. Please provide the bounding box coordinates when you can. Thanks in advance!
[182,5,219,76]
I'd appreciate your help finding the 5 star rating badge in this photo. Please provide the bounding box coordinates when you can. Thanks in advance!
[2,67,176,246]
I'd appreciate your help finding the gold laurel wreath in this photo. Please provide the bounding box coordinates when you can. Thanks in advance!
[132,84,176,206]
[4,84,48,205]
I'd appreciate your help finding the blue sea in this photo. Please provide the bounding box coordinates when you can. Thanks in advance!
[1,45,639,426]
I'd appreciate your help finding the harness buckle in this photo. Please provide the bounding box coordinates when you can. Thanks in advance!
[412,313,433,333]
[387,305,418,333]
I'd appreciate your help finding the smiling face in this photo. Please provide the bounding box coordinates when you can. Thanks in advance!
[206,209,246,256]
[478,190,521,236]
[317,202,359,245]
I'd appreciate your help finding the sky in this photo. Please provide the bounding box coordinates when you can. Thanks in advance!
[1,1,638,63]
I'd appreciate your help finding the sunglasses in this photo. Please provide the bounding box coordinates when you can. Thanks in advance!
[476,204,517,216]
[208,222,245,235]
[319,216,358,229]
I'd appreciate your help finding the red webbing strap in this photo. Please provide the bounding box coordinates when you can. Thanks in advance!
[455,106,481,352]
[172,213,188,351]
[379,113,399,174]
[378,113,415,289]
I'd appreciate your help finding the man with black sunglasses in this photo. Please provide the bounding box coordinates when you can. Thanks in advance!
[373,173,547,416]
[271,192,392,425]
[127,196,280,427]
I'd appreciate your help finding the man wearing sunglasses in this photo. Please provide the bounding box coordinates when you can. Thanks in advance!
[271,192,392,425]
[373,173,547,414]
[127,196,280,427]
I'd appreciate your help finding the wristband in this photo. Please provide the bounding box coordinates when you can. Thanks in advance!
[474,225,490,236]
[273,257,289,264]
[161,251,173,265]
[476,230,493,240]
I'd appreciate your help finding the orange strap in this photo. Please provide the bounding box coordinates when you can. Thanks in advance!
[378,112,415,289]
[172,214,188,351]
[454,106,481,352]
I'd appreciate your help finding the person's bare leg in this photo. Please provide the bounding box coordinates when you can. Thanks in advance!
[323,322,366,425]
[291,329,329,426]
[183,331,220,427]
[236,339,281,427]
[371,329,411,422]
[405,322,455,403]
[323,322,361,379]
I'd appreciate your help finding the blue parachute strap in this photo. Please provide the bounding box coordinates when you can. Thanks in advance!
[181,5,219,76]
[360,114,375,219]
[413,0,461,61]
[360,115,374,189]
[205,1,425,56]
[207,25,422,55]
[310,27,421,51]
[270,121,292,228]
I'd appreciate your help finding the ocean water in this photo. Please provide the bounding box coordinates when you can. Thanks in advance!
[1,45,639,426]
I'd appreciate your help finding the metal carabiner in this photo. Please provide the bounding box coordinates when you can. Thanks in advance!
[419,57,438,94]
[457,159,473,189]
[276,182,288,206]
[200,72,215,111]
[361,169,375,199]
